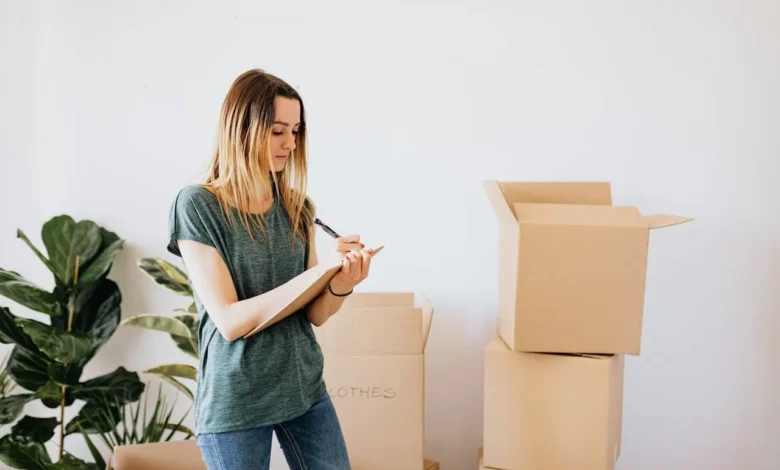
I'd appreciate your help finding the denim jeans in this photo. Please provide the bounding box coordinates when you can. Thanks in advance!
[196,391,351,470]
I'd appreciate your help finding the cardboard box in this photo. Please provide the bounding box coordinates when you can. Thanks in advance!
[315,292,434,470]
[483,337,624,470]
[112,439,439,470]
[112,440,205,470]
[484,180,692,355]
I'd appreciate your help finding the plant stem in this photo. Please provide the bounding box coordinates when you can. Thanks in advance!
[59,255,80,461]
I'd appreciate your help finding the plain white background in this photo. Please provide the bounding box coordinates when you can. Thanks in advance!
[1,1,778,469]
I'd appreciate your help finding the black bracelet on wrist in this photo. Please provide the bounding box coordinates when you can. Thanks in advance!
[328,283,353,297]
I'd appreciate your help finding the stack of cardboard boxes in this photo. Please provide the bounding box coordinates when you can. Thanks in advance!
[314,292,438,470]
[479,180,692,470]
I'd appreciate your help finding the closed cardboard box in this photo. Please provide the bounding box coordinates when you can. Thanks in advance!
[483,338,624,470]
[484,180,692,355]
[315,292,434,470]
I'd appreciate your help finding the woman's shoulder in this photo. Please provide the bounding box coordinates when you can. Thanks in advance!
[176,184,216,202]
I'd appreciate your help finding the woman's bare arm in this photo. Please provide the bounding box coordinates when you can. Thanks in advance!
[177,239,344,341]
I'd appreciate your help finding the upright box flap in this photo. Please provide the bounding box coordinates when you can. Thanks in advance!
[484,180,518,222]
[484,180,613,221]
[513,203,646,227]
[643,214,694,230]
[316,307,424,355]
[500,181,613,205]
[421,297,434,350]
[342,292,414,308]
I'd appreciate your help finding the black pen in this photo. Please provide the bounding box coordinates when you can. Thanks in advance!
[314,218,341,239]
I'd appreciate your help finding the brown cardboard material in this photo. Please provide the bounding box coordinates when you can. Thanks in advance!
[484,180,692,354]
[315,293,434,470]
[483,337,624,470]
[243,245,384,338]
[113,440,205,470]
[112,439,439,470]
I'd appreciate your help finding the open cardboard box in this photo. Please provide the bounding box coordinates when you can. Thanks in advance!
[483,337,624,470]
[484,180,692,355]
[111,439,440,469]
[314,292,434,470]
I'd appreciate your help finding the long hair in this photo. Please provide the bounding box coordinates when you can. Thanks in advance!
[201,69,315,249]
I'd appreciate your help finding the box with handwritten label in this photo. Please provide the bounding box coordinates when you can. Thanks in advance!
[314,292,434,470]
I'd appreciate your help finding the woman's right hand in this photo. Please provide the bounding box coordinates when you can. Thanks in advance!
[327,234,372,294]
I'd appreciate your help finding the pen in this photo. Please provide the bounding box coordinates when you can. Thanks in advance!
[314,218,341,239]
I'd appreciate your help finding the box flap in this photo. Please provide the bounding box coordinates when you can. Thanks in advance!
[421,297,434,351]
[342,292,414,308]
[513,203,646,227]
[644,214,694,230]
[484,180,517,221]
[498,181,613,206]
[316,306,424,355]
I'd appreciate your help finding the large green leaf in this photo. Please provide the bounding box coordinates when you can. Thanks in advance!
[34,380,75,409]
[51,279,121,357]
[16,319,93,364]
[120,314,191,338]
[11,416,58,443]
[138,258,192,296]
[46,363,82,387]
[0,434,50,470]
[65,401,122,435]
[144,364,196,381]
[0,393,34,425]
[7,346,50,392]
[71,367,144,405]
[0,306,37,349]
[0,270,63,317]
[16,230,57,277]
[170,314,199,359]
[78,228,124,285]
[41,216,102,287]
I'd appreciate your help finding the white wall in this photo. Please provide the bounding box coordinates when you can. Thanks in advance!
[1,1,779,469]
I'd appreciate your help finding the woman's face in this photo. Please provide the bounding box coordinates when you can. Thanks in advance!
[269,96,301,172]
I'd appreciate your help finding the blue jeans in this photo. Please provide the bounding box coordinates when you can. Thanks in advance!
[196,391,351,470]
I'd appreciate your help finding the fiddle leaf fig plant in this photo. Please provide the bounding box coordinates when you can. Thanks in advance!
[0,215,145,470]
[119,258,198,400]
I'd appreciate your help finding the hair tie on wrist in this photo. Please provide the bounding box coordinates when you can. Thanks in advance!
[328,283,353,297]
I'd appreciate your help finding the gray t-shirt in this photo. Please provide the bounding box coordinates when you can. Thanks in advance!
[167,184,325,435]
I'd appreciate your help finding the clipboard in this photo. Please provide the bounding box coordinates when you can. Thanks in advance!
[242,245,384,339]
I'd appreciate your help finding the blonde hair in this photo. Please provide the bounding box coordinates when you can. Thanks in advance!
[201,69,315,249]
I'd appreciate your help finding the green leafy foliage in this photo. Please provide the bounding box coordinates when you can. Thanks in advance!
[77,385,193,470]
[0,215,144,469]
[120,257,199,400]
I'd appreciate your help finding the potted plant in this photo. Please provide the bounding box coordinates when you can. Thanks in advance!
[0,215,145,469]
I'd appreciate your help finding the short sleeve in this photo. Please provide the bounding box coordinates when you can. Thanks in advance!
[167,186,220,257]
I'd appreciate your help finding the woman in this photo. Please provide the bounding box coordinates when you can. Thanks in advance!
[167,69,371,469]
